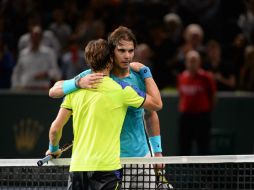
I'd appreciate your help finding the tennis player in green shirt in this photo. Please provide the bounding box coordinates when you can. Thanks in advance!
[46,39,162,190]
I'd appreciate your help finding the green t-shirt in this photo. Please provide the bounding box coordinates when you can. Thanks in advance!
[61,76,145,171]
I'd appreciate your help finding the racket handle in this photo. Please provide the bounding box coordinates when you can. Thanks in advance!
[37,155,52,166]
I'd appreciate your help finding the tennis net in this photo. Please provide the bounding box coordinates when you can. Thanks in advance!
[1,155,254,189]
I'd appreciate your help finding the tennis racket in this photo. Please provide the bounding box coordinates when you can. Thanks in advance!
[156,169,174,189]
[37,142,73,166]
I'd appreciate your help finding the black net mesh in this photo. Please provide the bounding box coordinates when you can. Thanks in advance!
[1,158,254,189]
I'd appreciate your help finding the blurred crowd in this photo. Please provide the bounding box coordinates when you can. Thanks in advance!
[0,0,253,91]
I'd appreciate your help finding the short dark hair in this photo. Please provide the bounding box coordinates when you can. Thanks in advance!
[108,26,137,53]
[84,39,110,72]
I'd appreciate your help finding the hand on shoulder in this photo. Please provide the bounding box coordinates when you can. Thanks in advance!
[130,62,145,72]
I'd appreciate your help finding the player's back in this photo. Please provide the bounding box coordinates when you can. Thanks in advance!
[62,76,145,171]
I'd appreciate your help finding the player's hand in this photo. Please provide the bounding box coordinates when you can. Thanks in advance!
[45,149,62,158]
[153,152,165,171]
[78,73,104,89]
[130,62,145,72]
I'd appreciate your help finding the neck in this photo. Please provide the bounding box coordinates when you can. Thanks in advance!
[93,69,110,76]
[111,67,130,78]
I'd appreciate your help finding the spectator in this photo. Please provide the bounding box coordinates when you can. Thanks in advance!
[178,0,222,41]
[61,39,89,79]
[0,16,15,52]
[133,43,153,69]
[18,16,61,58]
[62,0,81,30]
[163,12,183,87]
[229,34,248,87]
[175,24,206,74]
[48,8,72,52]
[238,0,254,44]
[177,50,216,155]
[148,21,175,89]
[203,40,236,91]
[180,24,205,56]
[239,45,254,91]
[70,8,96,44]
[163,12,183,45]
[11,25,61,90]
[0,36,16,88]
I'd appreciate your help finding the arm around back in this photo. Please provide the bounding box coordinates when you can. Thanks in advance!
[130,62,162,111]
[142,91,162,111]
[49,80,65,98]
[142,77,163,111]
[49,72,104,98]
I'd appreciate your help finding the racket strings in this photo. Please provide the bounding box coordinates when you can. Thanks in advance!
[156,170,174,189]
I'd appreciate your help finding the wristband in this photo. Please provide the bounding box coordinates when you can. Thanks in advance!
[49,143,59,152]
[74,75,81,88]
[63,78,78,95]
[139,66,152,79]
[149,136,162,153]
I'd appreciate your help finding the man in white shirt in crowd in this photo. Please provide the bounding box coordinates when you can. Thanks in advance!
[11,25,61,90]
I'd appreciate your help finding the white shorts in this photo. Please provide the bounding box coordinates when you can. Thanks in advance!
[122,154,156,189]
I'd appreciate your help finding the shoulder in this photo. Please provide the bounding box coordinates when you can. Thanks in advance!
[130,69,143,81]
[130,69,140,76]
[129,69,146,90]
[113,78,139,90]
[115,80,131,89]
[116,80,145,98]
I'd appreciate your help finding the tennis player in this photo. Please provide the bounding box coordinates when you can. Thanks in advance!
[46,39,162,190]
[49,26,164,189]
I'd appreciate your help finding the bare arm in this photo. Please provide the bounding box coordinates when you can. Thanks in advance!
[49,80,65,98]
[49,108,72,145]
[49,73,104,98]
[142,77,163,111]
[46,108,72,157]
[145,110,163,156]
[130,62,162,111]
[145,110,160,137]
[145,107,164,170]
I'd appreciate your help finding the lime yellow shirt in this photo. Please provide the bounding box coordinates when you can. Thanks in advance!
[61,76,145,171]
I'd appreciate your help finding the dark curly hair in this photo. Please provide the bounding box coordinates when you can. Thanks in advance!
[108,26,137,53]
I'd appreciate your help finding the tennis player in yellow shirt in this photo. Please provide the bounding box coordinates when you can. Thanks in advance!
[45,39,162,190]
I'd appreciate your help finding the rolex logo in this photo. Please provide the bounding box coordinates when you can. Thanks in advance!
[13,118,44,153]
